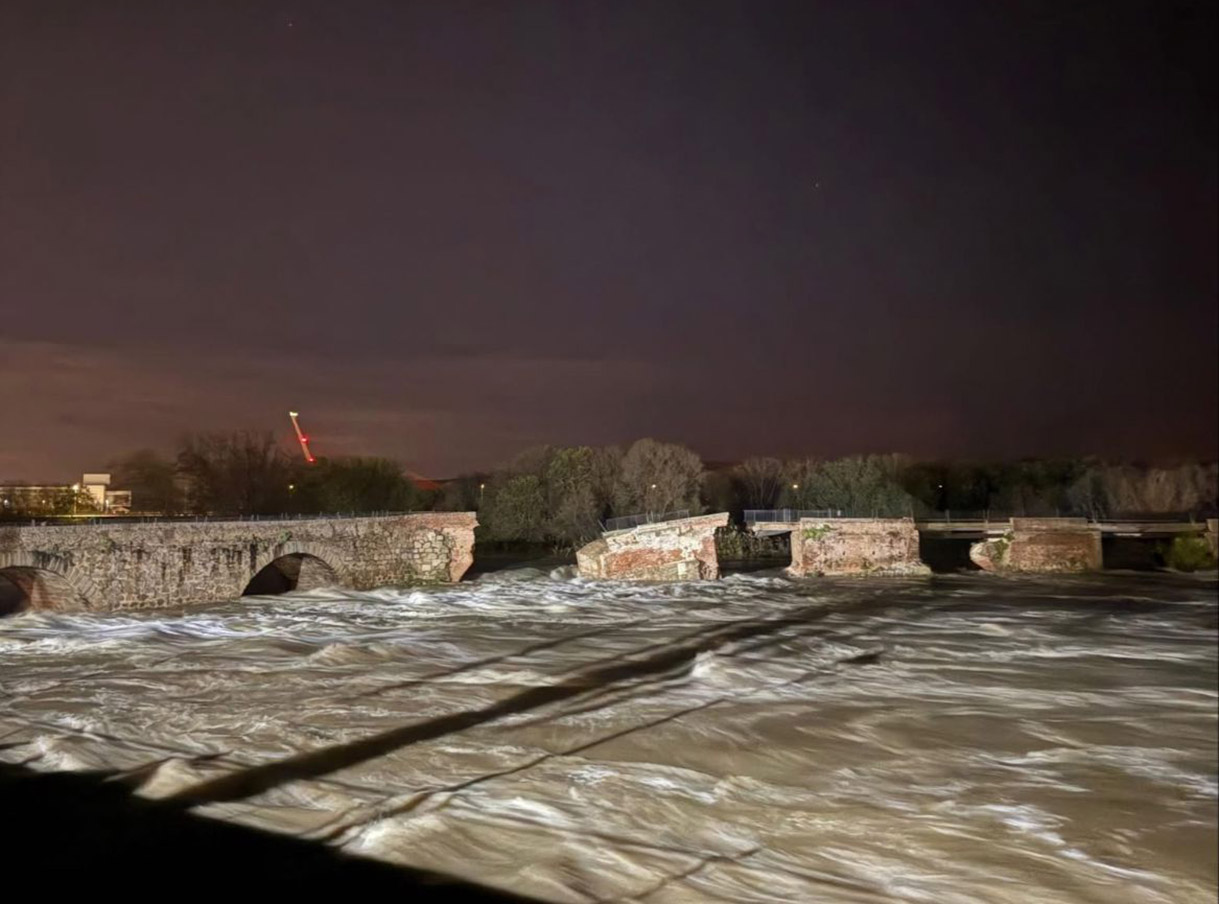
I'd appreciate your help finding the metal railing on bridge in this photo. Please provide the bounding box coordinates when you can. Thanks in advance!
[917,510,1014,524]
[745,508,1216,527]
[747,508,1160,525]
[744,509,854,523]
[917,510,1215,524]
[601,509,691,534]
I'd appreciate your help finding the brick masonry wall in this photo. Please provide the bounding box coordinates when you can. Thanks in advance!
[0,512,477,612]
[970,518,1102,573]
[577,513,730,581]
[789,518,929,577]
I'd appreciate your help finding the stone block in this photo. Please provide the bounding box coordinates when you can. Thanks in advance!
[970,518,1101,573]
[576,513,729,581]
[788,518,929,577]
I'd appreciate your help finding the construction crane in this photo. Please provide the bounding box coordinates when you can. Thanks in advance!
[288,411,317,463]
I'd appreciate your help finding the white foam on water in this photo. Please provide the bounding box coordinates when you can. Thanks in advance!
[1,571,1215,902]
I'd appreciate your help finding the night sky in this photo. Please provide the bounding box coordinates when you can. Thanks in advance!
[2,0,1216,481]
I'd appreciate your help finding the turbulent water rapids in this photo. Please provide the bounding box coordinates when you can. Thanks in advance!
[0,568,1215,902]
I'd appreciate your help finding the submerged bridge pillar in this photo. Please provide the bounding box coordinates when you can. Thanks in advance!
[970,517,1102,573]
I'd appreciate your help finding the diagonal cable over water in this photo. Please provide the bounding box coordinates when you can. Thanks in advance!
[164,602,841,808]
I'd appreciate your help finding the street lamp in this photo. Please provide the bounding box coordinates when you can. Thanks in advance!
[71,483,80,516]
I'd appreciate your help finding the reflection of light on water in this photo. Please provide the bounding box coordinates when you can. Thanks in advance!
[1,571,1216,903]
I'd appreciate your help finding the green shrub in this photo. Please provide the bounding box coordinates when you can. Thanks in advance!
[715,526,788,560]
[802,524,835,541]
[1161,535,1217,572]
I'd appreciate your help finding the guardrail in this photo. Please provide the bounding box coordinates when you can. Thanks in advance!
[601,509,691,533]
[918,511,1214,524]
[744,509,842,523]
[745,509,928,522]
[744,508,1215,527]
[917,510,1015,523]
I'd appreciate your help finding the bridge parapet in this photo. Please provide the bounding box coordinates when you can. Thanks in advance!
[0,512,477,613]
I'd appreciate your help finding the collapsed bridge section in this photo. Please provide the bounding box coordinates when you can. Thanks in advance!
[577,513,730,581]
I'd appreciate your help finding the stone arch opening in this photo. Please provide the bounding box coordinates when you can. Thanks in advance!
[0,566,89,616]
[242,553,340,597]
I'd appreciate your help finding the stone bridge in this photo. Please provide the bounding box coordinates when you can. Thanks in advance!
[0,513,477,615]
[751,515,1217,576]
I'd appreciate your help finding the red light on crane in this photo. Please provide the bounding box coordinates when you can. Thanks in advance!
[288,411,317,464]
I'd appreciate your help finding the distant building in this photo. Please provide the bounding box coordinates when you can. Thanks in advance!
[104,489,133,513]
[80,473,132,513]
[0,473,132,516]
[81,473,110,508]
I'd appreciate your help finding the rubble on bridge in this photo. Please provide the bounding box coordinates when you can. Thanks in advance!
[576,513,729,581]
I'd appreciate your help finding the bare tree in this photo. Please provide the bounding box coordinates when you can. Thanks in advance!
[177,431,292,515]
[1066,466,1108,520]
[737,457,785,509]
[614,438,704,517]
[108,449,182,513]
[1100,463,1218,514]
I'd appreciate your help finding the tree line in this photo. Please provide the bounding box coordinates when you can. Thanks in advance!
[4,434,1215,549]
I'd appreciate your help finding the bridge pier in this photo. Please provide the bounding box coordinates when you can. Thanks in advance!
[970,518,1102,573]
[788,518,929,577]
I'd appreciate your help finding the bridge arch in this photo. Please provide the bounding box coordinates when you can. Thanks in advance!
[0,551,95,615]
[242,541,350,598]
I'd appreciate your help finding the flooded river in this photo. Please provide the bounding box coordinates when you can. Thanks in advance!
[0,570,1215,902]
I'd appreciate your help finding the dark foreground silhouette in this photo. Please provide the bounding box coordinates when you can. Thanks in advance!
[0,761,537,898]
